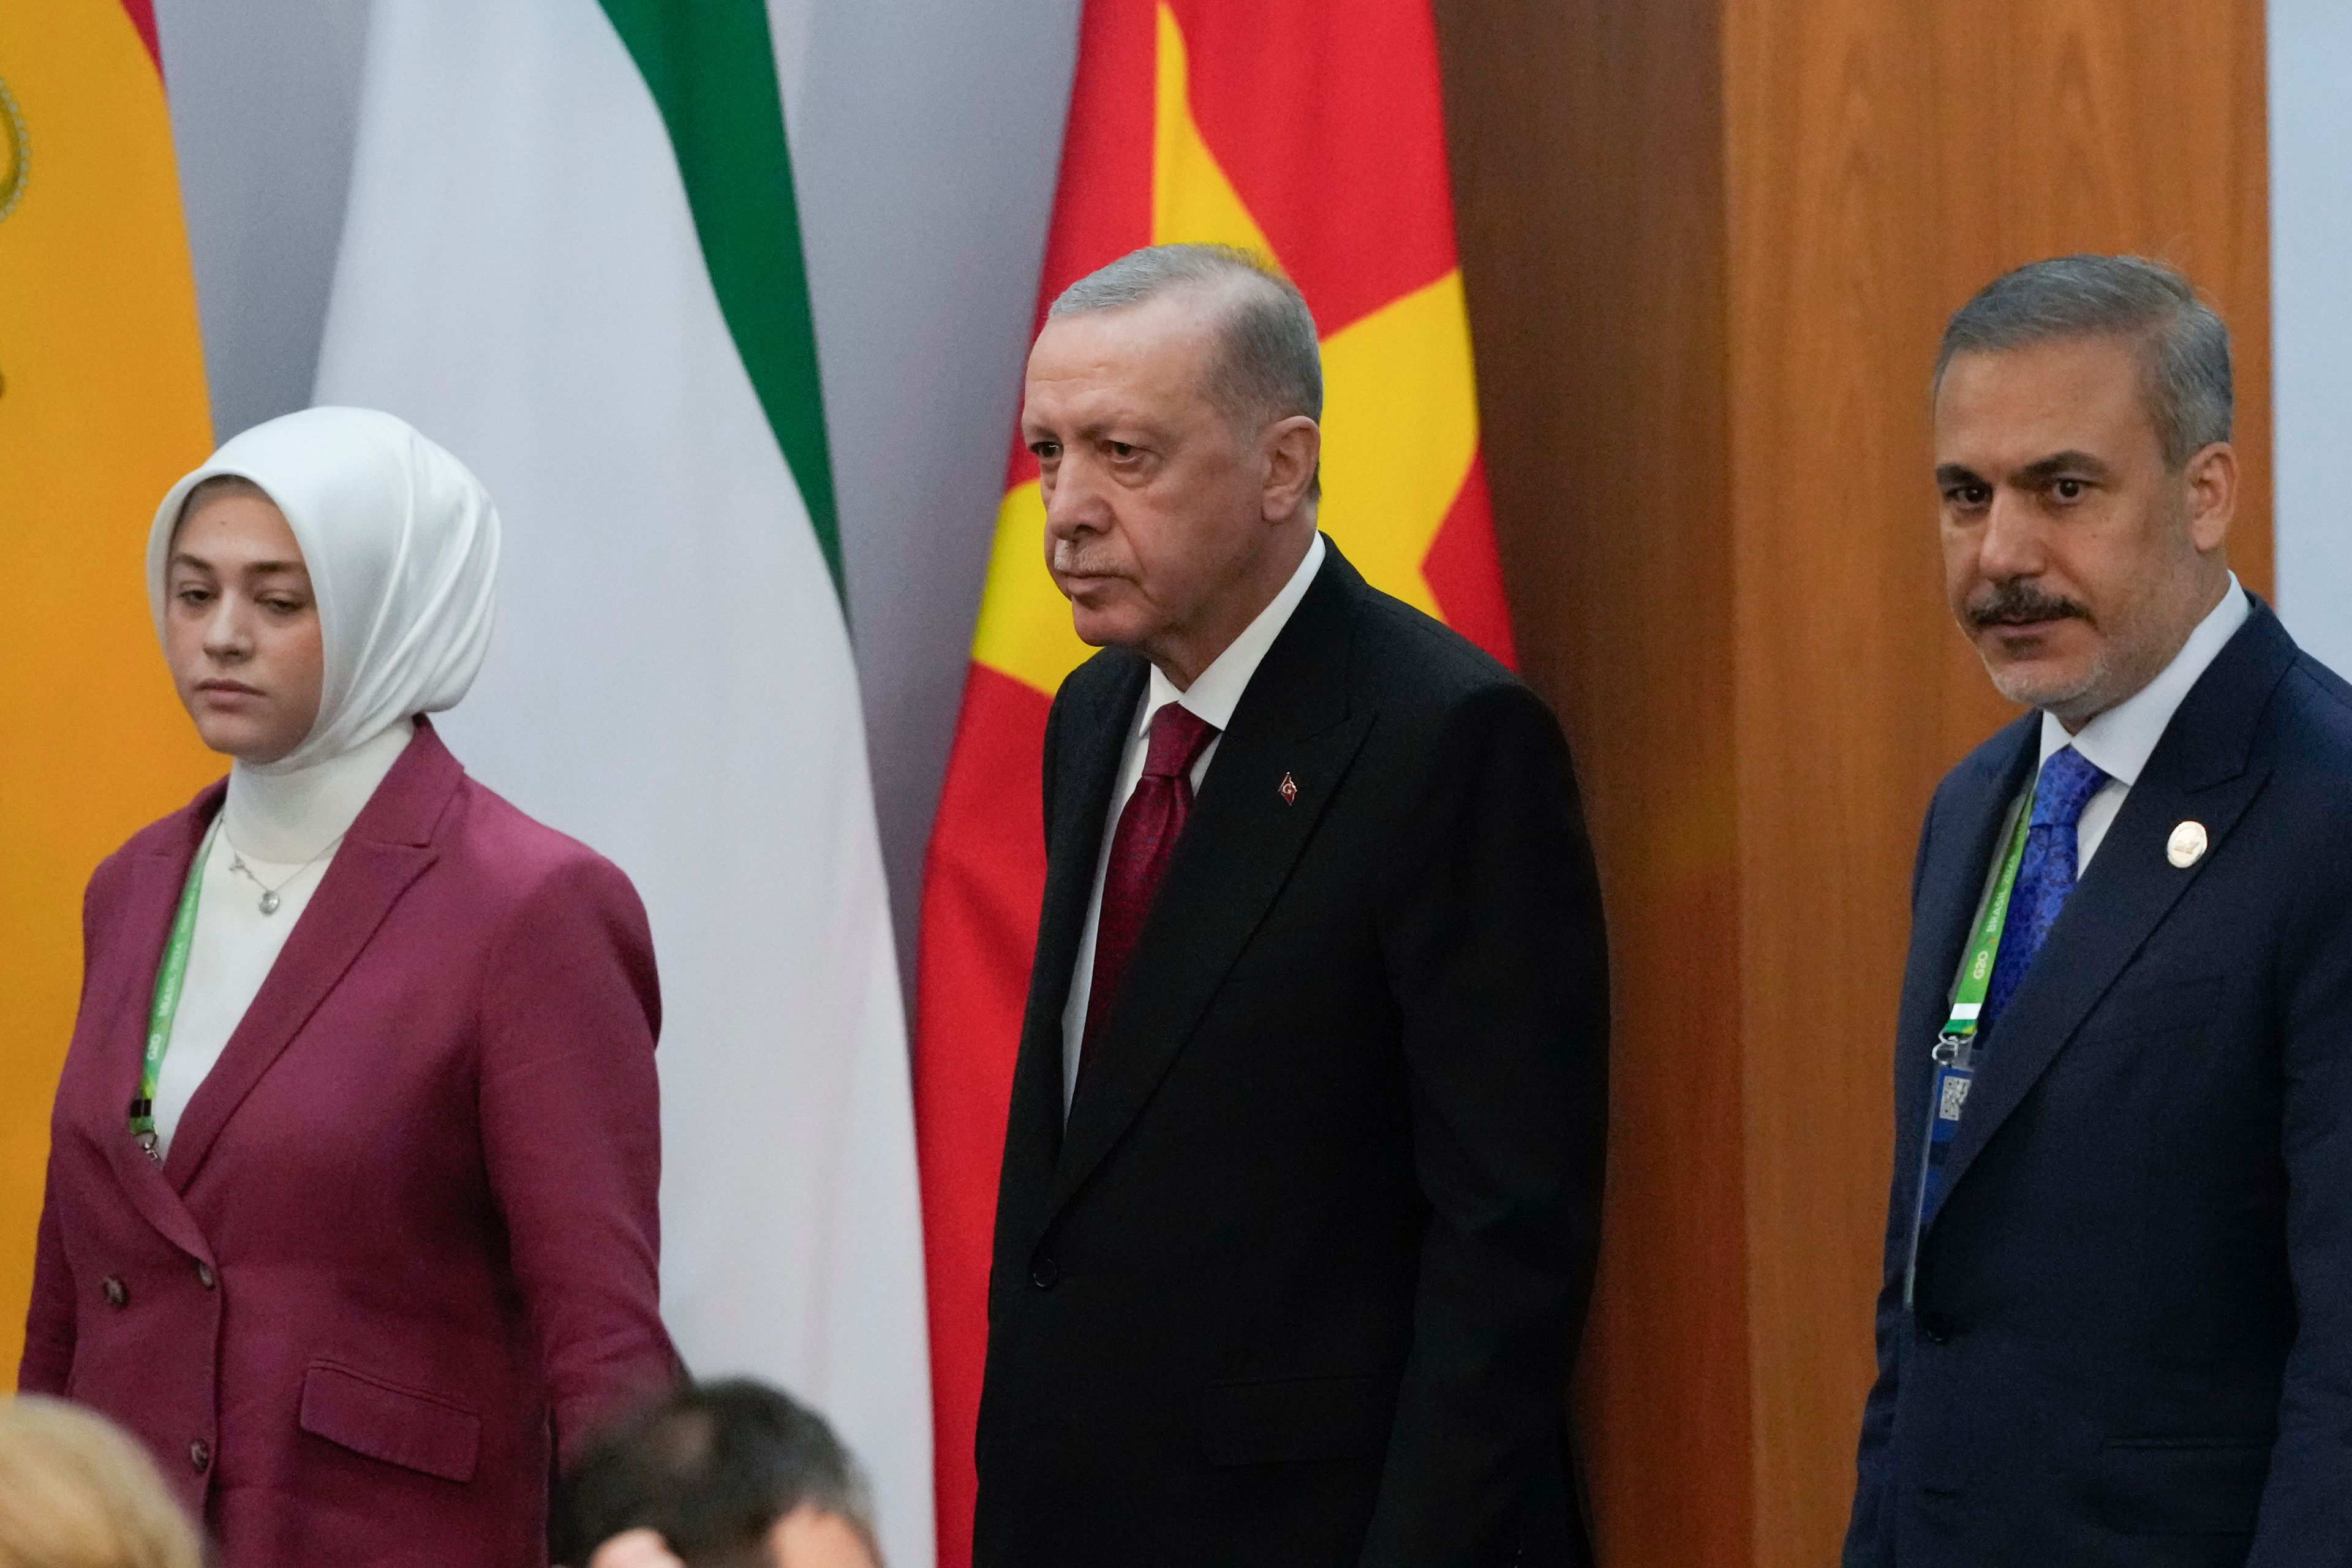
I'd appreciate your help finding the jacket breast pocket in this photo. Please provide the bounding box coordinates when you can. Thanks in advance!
[1199,1373,1396,1468]
[2099,1436,2269,1536]
[298,1360,481,1483]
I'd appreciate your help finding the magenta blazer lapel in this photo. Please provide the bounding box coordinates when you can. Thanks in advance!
[161,722,462,1192]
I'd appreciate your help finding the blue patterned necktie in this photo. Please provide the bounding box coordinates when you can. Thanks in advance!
[1980,745,2110,1035]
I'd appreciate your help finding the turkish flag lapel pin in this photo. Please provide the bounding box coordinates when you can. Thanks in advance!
[1278,771,1299,805]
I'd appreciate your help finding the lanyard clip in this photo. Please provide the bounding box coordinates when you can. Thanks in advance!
[1931,1031,1973,1069]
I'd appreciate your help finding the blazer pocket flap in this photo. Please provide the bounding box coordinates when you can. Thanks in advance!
[299,1360,481,1483]
[2100,1436,2269,1536]
[1199,1373,1395,1468]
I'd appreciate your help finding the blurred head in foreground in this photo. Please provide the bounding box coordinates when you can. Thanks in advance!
[1931,254,2237,727]
[555,1381,878,1568]
[0,1396,205,1568]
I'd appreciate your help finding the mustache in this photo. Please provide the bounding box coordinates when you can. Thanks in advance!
[1051,538,1125,578]
[1967,581,2092,630]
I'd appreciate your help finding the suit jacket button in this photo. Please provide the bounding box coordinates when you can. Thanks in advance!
[189,1439,211,1474]
[1030,1256,1060,1290]
[195,1261,216,1291]
[101,1275,127,1309]
[1917,1310,1954,1344]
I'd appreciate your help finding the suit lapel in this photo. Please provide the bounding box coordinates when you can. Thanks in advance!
[162,722,461,1192]
[1888,723,2035,1236]
[1048,551,1372,1220]
[97,794,225,1259]
[1931,606,2297,1215]
[995,657,1146,1235]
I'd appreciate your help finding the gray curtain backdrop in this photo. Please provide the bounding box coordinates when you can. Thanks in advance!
[2270,0,2352,679]
[154,0,1082,982]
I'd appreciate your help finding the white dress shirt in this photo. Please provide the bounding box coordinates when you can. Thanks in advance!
[1060,533,1327,1109]
[152,719,413,1154]
[2037,574,2250,873]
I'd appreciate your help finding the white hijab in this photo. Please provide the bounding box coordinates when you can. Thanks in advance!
[148,406,500,778]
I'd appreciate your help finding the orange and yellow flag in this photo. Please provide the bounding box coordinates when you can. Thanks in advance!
[0,0,219,1381]
[911,2,1512,1556]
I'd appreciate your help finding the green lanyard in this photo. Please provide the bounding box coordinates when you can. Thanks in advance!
[1936,778,2038,1061]
[129,818,218,1161]
[1904,776,2037,1302]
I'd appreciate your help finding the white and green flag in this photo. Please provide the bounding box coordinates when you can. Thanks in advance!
[313,2,932,1560]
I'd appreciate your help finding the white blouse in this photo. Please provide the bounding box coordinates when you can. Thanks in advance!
[149,720,414,1155]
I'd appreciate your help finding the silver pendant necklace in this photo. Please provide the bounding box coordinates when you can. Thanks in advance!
[224,834,341,916]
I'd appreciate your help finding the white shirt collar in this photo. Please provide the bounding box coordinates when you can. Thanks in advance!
[1134,533,1327,739]
[2038,573,2250,785]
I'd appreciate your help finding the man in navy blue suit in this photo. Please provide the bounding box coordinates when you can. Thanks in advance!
[1845,254,2352,1567]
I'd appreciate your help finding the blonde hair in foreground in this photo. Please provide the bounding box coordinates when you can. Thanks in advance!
[0,1396,205,1568]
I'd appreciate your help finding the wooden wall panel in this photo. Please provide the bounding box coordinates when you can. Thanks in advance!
[1438,1,2271,1563]
[1717,4,1950,1558]
[1436,2,1751,1563]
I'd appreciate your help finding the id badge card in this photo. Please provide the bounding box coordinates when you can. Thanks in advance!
[1904,1035,1975,1305]
[1924,1060,1973,1160]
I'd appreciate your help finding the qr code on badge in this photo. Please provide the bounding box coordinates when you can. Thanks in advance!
[1939,1076,1972,1120]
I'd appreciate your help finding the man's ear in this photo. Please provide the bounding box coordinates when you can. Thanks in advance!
[2183,440,2237,554]
[1262,415,1321,523]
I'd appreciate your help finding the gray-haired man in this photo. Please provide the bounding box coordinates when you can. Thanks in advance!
[1847,255,2352,1565]
[974,243,1608,1566]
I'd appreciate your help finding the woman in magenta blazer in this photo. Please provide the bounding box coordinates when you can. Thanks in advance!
[20,408,679,1566]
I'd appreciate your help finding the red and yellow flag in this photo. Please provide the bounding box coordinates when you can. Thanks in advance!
[0,0,219,1382]
[912,2,1511,1556]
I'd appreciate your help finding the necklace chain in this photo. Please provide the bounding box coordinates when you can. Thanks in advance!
[223,832,342,916]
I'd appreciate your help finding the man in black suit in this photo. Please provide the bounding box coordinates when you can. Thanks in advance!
[973,243,1607,1567]
[1847,254,2352,1566]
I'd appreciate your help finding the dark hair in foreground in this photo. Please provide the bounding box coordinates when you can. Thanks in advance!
[1934,254,2232,470]
[552,1380,875,1568]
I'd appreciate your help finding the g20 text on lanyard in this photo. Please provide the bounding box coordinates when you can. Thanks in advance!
[129,819,221,1163]
[1904,782,2034,1303]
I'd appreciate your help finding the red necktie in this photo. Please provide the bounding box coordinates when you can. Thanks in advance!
[1079,701,1221,1079]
